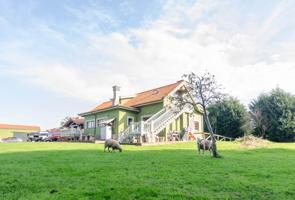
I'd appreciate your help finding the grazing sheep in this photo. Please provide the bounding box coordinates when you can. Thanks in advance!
[104,139,122,152]
[197,137,213,155]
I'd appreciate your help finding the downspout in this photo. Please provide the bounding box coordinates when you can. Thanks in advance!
[93,115,97,141]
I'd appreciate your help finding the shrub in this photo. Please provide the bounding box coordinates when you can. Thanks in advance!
[249,88,295,142]
[207,97,250,138]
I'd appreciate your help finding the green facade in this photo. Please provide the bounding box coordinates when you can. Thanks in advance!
[83,102,163,138]
[83,101,204,139]
[137,102,163,120]
[118,109,138,133]
[163,112,203,134]
[84,109,120,138]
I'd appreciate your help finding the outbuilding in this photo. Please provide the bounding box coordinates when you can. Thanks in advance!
[0,123,40,139]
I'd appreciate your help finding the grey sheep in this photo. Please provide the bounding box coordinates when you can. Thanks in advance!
[197,137,213,155]
[104,139,122,152]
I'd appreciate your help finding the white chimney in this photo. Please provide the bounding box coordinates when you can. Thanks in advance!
[112,85,121,106]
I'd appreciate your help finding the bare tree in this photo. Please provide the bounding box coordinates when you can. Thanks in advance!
[249,107,268,138]
[172,72,225,158]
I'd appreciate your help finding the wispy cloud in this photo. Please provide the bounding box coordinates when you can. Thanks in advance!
[64,4,119,32]
[2,0,295,106]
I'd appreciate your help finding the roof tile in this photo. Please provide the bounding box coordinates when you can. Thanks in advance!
[0,124,40,131]
[91,80,183,112]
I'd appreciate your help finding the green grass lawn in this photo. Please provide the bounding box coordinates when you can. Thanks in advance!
[1,141,295,200]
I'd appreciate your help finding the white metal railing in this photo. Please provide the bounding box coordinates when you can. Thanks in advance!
[152,109,176,132]
[130,122,141,133]
[120,104,193,143]
[148,104,193,140]
[119,122,142,143]
[143,122,151,134]
[60,129,82,137]
[146,108,166,123]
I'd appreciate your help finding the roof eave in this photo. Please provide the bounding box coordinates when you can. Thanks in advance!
[79,105,139,116]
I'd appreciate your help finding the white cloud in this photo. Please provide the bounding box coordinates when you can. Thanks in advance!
[8,65,135,102]
[4,0,295,106]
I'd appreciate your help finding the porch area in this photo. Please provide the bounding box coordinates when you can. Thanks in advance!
[119,104,201,145]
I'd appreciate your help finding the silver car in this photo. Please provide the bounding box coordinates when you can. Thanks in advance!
[1,137,23,143]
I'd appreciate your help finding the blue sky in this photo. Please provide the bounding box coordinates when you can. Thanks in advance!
[0,0,295,129]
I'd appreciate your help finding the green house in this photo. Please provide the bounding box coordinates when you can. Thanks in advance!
[79,81,204,143]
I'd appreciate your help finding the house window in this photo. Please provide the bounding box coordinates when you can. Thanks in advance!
[97,117,108,127]
[194,121,200,131]
[127,116,134,126]
[86,120,95,128]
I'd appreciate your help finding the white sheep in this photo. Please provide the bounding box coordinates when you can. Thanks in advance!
[104,139,122,152]
[197,137,213,155]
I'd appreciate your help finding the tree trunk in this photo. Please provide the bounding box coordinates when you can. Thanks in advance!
[204,111,220,158]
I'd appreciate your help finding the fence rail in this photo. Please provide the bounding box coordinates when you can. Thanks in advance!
[202,132,234,141]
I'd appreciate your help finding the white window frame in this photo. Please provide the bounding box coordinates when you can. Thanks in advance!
[193,120,200,132]
[86,120,95,128]
[127,116,135,126]
[97,117,108,127]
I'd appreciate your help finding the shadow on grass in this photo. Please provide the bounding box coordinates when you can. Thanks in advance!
[1,147,295,200]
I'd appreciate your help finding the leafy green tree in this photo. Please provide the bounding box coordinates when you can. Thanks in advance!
[250,88,295,142]
[207,97,250,138]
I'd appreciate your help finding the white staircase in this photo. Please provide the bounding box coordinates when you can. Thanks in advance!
[119,104,193,143]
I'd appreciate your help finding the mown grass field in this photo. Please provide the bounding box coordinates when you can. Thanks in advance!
[1,141,295,200]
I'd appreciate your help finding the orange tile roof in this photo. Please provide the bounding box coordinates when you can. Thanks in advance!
[91,80,183,112]
[91,101,113,111]
[125,81,183,107]
[0,124,41,131]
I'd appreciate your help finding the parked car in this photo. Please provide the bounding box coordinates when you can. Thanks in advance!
[1,137,23,143]
[49,133,61,141]
[39,132,50,141]
[28,133,41,142]
[28,132,52,142]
